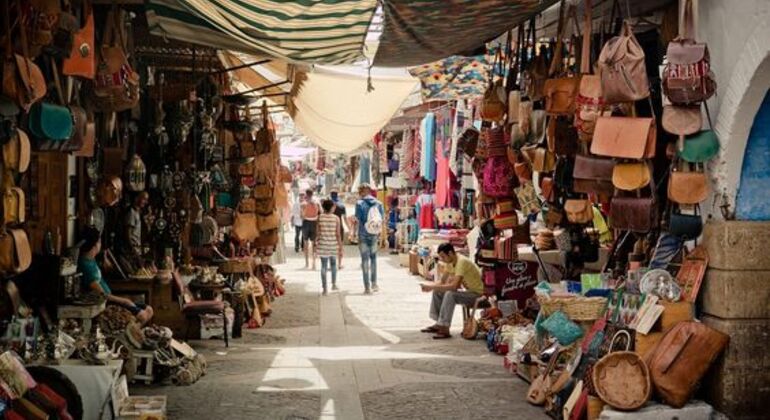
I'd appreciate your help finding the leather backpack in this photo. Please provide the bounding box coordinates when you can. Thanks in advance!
[597,21,649,103]
[480,81,506,122]
[0,228,31,274]
[662,0,716,105]
[572,155,615,197]
[646,321,728,408]
[591,116,656,159]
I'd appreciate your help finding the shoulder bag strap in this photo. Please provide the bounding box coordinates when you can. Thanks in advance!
[680,0,696,40]
[580,0,593,74]
[49,57,67,106]
[548,0,568,77]
[15,0,33,95]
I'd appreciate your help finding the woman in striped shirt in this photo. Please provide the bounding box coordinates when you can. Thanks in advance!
[315,199,342,295]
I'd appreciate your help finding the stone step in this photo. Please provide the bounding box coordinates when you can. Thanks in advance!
[598,400,713,420]
[703,221,770,270]
[701,269,770,319]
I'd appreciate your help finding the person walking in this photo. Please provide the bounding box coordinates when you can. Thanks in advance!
[301,189,320,270]
[330,190,348,269]
[291,192,306,253]
[315,199,341,295]
[355,184,384,295]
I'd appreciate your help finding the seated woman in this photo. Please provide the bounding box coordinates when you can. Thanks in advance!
[79,227,154,325]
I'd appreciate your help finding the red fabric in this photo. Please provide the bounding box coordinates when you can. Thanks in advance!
[435,139,450,207]
[418,201,435,229]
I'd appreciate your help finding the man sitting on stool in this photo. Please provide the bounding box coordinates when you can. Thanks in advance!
[420,242,483,339]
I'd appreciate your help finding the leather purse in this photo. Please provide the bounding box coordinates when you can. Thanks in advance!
[675,245,708,303]
[591,116,656,159]
[29,102,73,143]
[3,187,25,224]
[545,77,581,116]
[527,353,559,405]
[678,130,719,163]
[565,199,593,224]
[3,129,31,173]
[668,207,703,240]
[232,209,258,243]
[612,162,651,191]
[554,157,575,191]
[215,207,234,226]
[514,161,532,183]
[238,197,257,213]
[461,299,481,340]
[0,228,32,274]
[511,220,532,244]
[2,1,47,112]
[257,210,281,232]
[668,163,708,204]
[662,105,702,136]
[548,116,579,156]
[575,76,610,143]
[597,21,650,103]
[63,6,96,79]
[480,80,505,122]
[522,145,556,173]
[610,195,658,233]
[92,9,140,112]
[61,104,87,152]
[540,177,555,203]
[646,321,728,408]
[518,100,533,137]
[252,228,279,248]
[573,155,615,197]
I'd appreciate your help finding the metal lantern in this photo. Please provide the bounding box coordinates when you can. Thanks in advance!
[127,154,146,192]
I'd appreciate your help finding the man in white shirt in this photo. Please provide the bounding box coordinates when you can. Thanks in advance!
[291,192,306,253]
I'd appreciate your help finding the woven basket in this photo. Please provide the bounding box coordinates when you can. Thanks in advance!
[592,351,651,410]
[537,295,607,321]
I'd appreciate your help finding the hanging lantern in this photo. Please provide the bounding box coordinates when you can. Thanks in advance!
[126,154,146,192]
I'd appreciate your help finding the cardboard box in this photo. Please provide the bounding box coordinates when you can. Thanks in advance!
[409,251,419,275]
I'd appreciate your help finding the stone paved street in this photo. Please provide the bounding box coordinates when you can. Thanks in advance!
[138,238,548,419]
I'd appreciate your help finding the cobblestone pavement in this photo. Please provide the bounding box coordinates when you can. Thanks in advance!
[138,237,547,419]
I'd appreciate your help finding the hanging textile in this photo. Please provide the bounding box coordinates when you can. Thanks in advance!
[420,113,436,182]
[434,107,454,207]
[376,133,389,174]
[416,193,436,230]
[374,0,552,67]
[359,152,371,185]
[147,0,377,64]
[409,55,491,101]
[449,101,470,176]
[409,127,421,180]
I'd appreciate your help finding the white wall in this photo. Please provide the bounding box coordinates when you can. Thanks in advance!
[698,0,770,214]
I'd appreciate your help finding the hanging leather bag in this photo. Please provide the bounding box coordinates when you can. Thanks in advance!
[232,199,259,243]
[573,155,615,196]
[574,0,610,142]
[591,116,656,159]
[662,105,701,136]
[523,18,549,102]
[678,130,719,163]
[646,321,728,408]
[2,1,47,112]
[29,60,74,149]
[0,228,31,274]
[597,21,649,103]
[547,116,579,156]
[610,172,659,233]
[92,8,140,112]
[565,199,594,224]
[668,206,703,240]
[62,1,96,79]
[2,129,31,173]
[668,162,708,204]
[522,144,556,173]
[3,187,25,225]
[544,3,582,116]
[662,0,716,105]
[612,162,651,191]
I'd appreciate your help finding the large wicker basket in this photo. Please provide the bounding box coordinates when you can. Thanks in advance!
[592,351,651,410]
[537,295,607,321]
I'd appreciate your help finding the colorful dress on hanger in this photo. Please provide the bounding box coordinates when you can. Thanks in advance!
[435,107,453,207]
[420,113,436,182]
[416,193,436,229]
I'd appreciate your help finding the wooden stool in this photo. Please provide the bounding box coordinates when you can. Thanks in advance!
[130,350,155,385]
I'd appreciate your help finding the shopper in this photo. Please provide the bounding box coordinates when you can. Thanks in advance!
[330,190,348,269]
[291,192,306,252]
[301,189,320,270]
[420,242,483,339]
[354,184,384,294]
[316,199,341,295]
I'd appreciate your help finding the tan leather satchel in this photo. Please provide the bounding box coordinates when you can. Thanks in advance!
[0,228,31,274]
[232,212,258,243]
[522,145,556,173]
[257,210,280,232]
[2,129,31,173]
[591,117,656,159]
[480,80,506,122]
[3,187,25,225]
[612,162,651,191]
[598,21,650,103]
[565,199,593,224]
[575,76,611,142]
[668,164,708,204]
[545,77,581,116]
[646,321,728,408]
[662,105,702,136]
[2,1,47,111]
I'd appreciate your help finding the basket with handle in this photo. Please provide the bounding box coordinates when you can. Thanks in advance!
[537,295,607,322]
[591,330,651,410]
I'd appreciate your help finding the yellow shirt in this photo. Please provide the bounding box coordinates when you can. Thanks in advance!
[452,255,483,294]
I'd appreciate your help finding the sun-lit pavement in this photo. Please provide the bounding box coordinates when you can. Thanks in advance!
[139,233,547,419]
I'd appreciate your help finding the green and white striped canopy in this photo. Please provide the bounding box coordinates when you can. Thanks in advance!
[146,0,377,65]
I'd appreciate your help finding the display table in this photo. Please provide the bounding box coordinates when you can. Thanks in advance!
[517,246,611,273]
[45,359,123,420]
[57,301,106,333]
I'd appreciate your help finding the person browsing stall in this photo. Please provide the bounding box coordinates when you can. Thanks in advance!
[330,190,348,269]
[315,199,342,295]
[291,192,306,253]
[355,184,384,294]
[79,227,154,325]
[420,242,483,339]
[301,189,320,270]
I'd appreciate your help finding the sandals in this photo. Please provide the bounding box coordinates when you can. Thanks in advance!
[420,325,439,333]
[432,332,452,340]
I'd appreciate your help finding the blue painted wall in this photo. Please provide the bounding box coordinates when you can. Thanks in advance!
[736,90,770,220]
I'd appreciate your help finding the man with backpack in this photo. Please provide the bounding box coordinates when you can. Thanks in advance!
[355,184,384,295]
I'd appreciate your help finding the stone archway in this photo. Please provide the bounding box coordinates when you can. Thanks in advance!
[711,23,770,215]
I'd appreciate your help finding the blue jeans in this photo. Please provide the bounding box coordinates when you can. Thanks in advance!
[320,256,337,290]
[358,235,379,289]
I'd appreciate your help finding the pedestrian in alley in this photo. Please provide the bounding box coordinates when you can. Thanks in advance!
[291,191,306,253]
[316,199,341,295]
[420,242,483,339]
[330,190,348,269]
[355,183,384,295]
[301,189,320,270]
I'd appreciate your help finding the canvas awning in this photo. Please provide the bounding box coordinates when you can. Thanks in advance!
[373,0,559,67]
[147,0,377,65]
[288,66,418,154]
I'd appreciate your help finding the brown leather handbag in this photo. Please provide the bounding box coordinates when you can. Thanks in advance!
[3,187,25,225]
[480,81,506,122]
[2,129,30,173]
[610,194,659,233]
[612,162,651,191]
[668,163,708,204]
[540,177,555,203]
[662,105,702,136]
[92,9,140,112]
[0,228,32,274]
[2,1,47,111]
[522,145,556,173]
[646,321,728,408]
[62,3,96,79]
[545,77,581,116]
[597,21,650,103]
[547,116,579,156]
[575,76,610,142]
[565,199,594,224]
[591,116,656,159]
[573,155,615,197]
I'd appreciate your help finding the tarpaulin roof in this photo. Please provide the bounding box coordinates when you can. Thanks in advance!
[146,0,377,65]
[289,66,418,154]
[408,54,491,101]
[374,0,559,67]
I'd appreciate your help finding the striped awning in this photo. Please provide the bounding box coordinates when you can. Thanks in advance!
[374,0,559,67]
[146,0,377,65]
